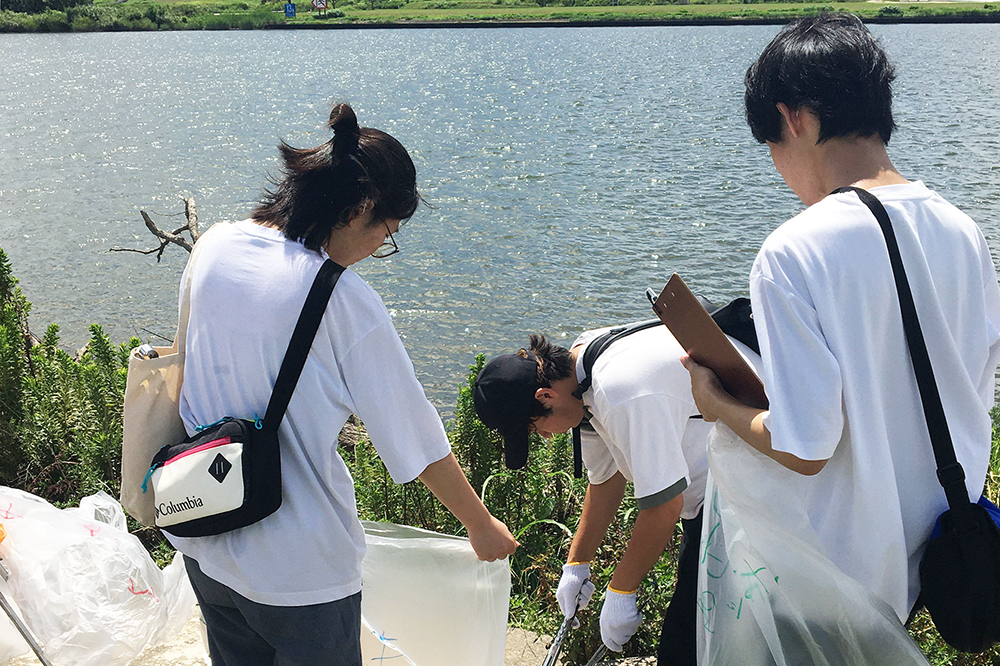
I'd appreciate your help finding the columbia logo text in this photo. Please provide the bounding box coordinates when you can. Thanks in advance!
[156,496,205,518]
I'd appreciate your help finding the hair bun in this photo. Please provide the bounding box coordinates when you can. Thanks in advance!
[329,103,361,160]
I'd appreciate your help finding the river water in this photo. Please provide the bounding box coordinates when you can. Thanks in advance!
[1,24,999,414]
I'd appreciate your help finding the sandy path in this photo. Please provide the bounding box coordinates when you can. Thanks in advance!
[3,607,656,666]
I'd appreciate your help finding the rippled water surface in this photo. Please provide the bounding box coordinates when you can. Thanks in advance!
[1,25,999,413]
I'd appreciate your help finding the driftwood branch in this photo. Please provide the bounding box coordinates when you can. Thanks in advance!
[183,197,200,243]
[110,196,200,261]
[140,210,193,253]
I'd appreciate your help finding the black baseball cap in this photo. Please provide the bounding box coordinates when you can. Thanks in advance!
[473,351,541,470]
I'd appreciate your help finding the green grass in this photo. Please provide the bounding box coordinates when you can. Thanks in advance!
[281,0,1000,25]
[1,0,998,32]
[321,1,1000,24]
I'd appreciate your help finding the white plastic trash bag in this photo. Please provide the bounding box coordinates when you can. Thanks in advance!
[0,487,196,666]
[359,521,510,666]
[0,573,30,663]
[697,425,928,666]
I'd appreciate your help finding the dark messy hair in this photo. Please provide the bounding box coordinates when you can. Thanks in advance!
[520,334,574,420]
[744,13,896,145]
[252,103,422,252]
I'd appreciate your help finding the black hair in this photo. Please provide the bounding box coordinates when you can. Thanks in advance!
[520,334,574,420]
[252,103,423,252]
[744,13,896,145]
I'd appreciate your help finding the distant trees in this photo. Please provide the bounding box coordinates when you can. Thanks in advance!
[5,0,91,15]
[0,0,282,30]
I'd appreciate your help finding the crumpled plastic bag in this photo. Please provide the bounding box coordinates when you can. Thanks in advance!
[697,424,929,666]
[0,529,30,663]
[0,487,196,666]
[358,521,510,666]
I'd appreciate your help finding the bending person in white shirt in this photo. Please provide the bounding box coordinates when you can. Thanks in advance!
[475,324,757,663]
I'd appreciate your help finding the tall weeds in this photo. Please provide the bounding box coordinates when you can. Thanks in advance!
[0,250,137,504]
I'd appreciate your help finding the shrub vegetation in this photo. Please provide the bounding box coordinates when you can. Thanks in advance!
[0,1,281,30]
[1,246,1000,663]
[3,0,90,16]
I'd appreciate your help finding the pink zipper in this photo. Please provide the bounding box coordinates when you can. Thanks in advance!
[161,437,233,466]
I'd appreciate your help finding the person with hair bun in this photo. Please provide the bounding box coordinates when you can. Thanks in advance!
[167,103,518,666]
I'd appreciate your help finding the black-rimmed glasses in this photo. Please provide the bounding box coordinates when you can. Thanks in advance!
[372,221,399,259]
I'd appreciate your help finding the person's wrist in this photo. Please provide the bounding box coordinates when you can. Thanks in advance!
[464,500,495,530]
[563,561,591,584]
[609,572,640,594]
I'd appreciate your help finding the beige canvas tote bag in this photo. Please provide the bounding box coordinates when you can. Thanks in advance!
[120,223,222,525]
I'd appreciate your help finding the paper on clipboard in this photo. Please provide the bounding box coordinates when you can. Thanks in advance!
[652,274,768,410]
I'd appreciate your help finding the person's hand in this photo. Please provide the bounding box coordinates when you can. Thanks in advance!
[556,562,596,626]
[680,354,727,422]
[467,514,518,562]
[600,588,642,652]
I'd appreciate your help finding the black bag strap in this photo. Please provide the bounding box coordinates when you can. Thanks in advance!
[832,186,968,510]
[262,259,345,432]
[570,319,663,478]
[573,319,664,400]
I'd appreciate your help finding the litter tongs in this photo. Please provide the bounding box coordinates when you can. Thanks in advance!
[541,612,608,666]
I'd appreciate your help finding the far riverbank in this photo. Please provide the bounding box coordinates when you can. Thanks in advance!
[2,1,1000,33]
[268,14,1000,29]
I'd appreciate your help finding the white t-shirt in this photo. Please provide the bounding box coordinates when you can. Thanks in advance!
[751,181,1000,620]
[167,220,451,606]
[573,324,724,520]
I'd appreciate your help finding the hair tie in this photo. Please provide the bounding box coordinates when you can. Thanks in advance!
[329,103,361,161]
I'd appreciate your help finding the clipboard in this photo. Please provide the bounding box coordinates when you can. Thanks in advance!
[652,273,768,410]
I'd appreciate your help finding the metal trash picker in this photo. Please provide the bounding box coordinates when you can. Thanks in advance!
[583,644,609,666]
[540,611,609,666]
[0,532,56,666]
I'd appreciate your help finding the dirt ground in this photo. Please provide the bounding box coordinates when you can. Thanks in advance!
[3,607,656,666]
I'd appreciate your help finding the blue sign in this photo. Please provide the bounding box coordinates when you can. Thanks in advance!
[284,2,295,17]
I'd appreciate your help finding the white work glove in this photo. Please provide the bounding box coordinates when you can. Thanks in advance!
[556,562,596,626]
[600,587,642,652]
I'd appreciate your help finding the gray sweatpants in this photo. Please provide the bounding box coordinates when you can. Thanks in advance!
[184,555,362,666]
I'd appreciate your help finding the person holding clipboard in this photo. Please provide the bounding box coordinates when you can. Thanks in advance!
[682,12,1000,644]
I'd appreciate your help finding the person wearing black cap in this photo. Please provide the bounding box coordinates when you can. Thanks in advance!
[474,324,760,664]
